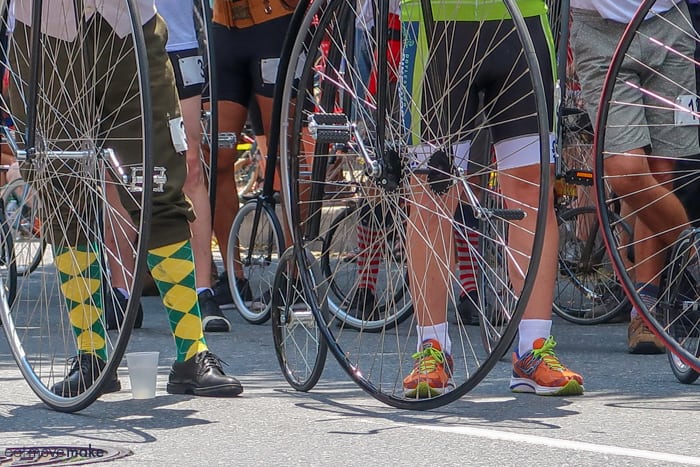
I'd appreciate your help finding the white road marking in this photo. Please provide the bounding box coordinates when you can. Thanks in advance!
[409,423,700,465]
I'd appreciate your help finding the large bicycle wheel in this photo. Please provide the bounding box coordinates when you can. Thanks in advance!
[1,178,46,275]
[594,0,700,371]
[0,0,153,412]
[554,206,632,324]
[226,200,285,324]
[279,0,551,409]
[272,247,328,392]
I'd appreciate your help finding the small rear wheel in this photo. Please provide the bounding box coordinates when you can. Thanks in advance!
[320,203,412,332]
[272,247,327,392]
[669,351,700,384]
[658,228,700,380]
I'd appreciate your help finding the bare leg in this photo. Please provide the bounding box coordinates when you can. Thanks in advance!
[180,95,213,289]
[498,163,558,321]
[213,100,247,275]
[605,150,689,286]
[406,176,459,328]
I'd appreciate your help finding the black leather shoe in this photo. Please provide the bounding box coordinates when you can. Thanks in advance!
[105,288,143,331]
[50,353,121,397]
[166,351,243,397]
[200,289,232,332]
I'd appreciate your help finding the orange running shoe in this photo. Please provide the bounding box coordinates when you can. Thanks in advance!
[510,336,584,396]
[403,339,454,398]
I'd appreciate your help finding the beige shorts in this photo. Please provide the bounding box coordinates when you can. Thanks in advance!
[571,4,700,157]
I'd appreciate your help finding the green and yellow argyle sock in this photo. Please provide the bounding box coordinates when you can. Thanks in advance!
[147,239,208,362]
[54,244,107,361]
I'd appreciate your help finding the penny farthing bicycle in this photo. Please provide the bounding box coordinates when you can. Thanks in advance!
[0,0,154,412]
[594,0,700,383]
[271,0,554,409]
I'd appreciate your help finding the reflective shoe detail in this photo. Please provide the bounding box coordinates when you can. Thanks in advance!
[628,316,665,354]
[50,353,121,397]
[166,351,243,397]
[510,336,584,396]
[199,289,231,332]
[403,339,454,398]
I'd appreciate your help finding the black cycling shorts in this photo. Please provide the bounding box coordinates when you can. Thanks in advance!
[168,47,205,100]
[402,14,554,144]
[212,15,291,105]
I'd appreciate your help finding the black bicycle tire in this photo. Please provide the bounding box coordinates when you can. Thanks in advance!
[279,0,551,410]
[668,351,700,384]
[196,0,219,216]
[272,247,328,391]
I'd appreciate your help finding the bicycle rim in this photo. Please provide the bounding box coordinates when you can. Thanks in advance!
[227,200,285,324]
[0,0,153,412]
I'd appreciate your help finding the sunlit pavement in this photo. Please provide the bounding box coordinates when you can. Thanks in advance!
[1,296,699,466]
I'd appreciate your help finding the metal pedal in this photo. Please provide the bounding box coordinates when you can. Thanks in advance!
[565,169,594,186]
[218,132,237,149]
[308,113,352,144]
[124,166,167,192]
[486,209,525,221]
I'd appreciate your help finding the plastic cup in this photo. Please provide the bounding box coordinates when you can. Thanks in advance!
[125,351,159,399]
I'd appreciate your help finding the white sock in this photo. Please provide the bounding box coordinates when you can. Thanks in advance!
[417,322,451,355]
[518,319,552,356]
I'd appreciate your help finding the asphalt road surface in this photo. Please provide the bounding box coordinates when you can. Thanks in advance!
[1,296,699,466]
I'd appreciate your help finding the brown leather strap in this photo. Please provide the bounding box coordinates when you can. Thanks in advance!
[214,0,294,28]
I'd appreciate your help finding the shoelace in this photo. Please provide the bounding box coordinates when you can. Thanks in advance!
[410,347,445,374]
[198,352,227,374]
[530,336,566,372]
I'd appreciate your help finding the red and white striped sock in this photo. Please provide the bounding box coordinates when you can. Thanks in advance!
[454,224,479,297]
[356,223,381,292]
